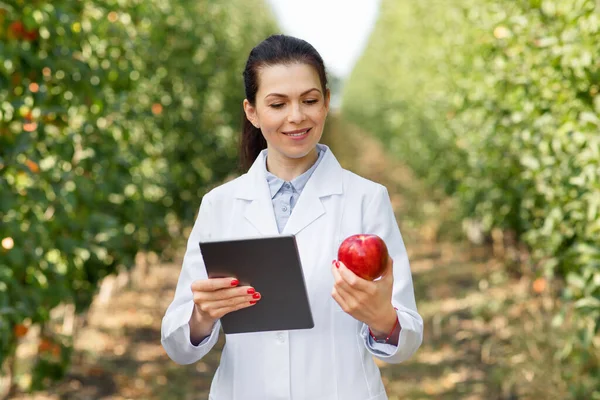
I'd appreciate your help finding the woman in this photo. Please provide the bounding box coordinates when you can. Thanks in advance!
[161,34,423,400]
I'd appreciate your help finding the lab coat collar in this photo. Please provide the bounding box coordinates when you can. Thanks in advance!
[235,144,343,235]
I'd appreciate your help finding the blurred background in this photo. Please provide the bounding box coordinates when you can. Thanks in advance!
[1,0,599,399]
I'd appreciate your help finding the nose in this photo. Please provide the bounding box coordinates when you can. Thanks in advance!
[287,102,306,124]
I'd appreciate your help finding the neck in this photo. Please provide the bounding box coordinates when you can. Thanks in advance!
[266,147,319,181]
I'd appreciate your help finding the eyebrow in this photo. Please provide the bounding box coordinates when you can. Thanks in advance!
[265,88,321,99]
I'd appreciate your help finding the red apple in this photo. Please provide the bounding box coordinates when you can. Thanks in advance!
[8,21,25,40]
[337,234,389,281]
[8,21,38,41]
[23,28,38,42]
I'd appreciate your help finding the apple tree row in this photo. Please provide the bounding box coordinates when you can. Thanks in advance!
[342,0,599,396]
[0,0,276,391]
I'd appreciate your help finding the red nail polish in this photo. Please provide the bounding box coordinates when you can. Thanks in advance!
[335,261,340,269]
[252,292,261,299]
[231,279,239,286]
[247,288,256,294]
[250,300,257,304]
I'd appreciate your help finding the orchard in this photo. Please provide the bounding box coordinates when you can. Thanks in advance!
[343,0,600,396]
[0,0,276,393]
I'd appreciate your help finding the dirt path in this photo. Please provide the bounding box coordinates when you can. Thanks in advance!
[12,118,563,400]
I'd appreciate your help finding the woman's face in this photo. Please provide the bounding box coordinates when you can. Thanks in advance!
[244,63,330,162]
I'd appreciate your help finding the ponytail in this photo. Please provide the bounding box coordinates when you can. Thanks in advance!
[240,113,267,172]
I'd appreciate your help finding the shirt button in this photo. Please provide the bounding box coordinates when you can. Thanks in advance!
[277,333,285,343]
[282,206,288,212]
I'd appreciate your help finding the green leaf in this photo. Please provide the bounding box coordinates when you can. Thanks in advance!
[567,273,588,290]
[574,297,600,309]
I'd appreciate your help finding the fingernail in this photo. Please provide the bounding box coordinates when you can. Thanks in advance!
[332,259,336,264]
[250,300,257,304]
[335,261,340,269]
[252,292,261,299]
[247,288,256,294]
[231,279,239,286]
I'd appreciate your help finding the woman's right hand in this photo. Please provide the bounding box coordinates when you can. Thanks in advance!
[191,278,261,322]
[188,278,261,344]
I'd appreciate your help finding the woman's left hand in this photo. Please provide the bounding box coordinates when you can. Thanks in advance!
[331,257,398,337]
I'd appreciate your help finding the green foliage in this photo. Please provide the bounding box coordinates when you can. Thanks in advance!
[0,0,276,390]
[343,0,600,396]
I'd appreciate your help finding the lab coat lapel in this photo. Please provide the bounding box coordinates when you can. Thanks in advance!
[282,147,343,236]
[244,193,279,236]
[235,151,279,236]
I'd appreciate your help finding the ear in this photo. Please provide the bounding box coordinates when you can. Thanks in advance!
[324,89,331,113]
[243,99,259,128]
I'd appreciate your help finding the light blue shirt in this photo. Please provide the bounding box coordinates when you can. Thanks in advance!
[264,144,326,233]
[263,143,397,355]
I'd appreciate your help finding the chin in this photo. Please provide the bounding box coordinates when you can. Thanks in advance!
[283,145,318,160]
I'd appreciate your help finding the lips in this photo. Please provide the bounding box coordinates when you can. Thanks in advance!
[282,128,311,137]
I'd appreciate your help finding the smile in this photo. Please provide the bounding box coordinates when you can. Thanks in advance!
[283,128,311,137]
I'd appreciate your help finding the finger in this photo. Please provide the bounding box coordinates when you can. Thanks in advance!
[193,285,256,302]
[197,292,262,318]
[336,261,370,292]
[191,277,240,292]
[333,281,357,304]
[332,261,371,298]
[331,286,351,312]
[336,273,374,311]
[331,261,352,292]
[216,296,260,316]
[208,292,261,310]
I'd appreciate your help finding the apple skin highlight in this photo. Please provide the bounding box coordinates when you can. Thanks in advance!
[337,234,389,281]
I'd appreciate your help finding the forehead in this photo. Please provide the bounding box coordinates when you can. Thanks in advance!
[257,63,321,96]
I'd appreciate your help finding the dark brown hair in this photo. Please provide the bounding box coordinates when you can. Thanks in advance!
[240,34,328,171]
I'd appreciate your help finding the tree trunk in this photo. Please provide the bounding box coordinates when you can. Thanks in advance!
[0,354,17,400]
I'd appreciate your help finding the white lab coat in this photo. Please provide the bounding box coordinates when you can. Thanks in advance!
[161,145,423,400]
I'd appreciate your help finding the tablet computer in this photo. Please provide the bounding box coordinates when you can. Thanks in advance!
[199,235,314,335]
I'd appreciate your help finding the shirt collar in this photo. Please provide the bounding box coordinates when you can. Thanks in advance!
[264,144,326,199]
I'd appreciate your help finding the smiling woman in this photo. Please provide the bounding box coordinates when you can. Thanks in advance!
[161,34,423,400]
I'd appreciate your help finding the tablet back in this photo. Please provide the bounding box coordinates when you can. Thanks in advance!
[199,235,314,334]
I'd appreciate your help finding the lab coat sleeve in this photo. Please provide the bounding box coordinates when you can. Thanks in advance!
[360,185,423,363]
[161,194,221,365]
